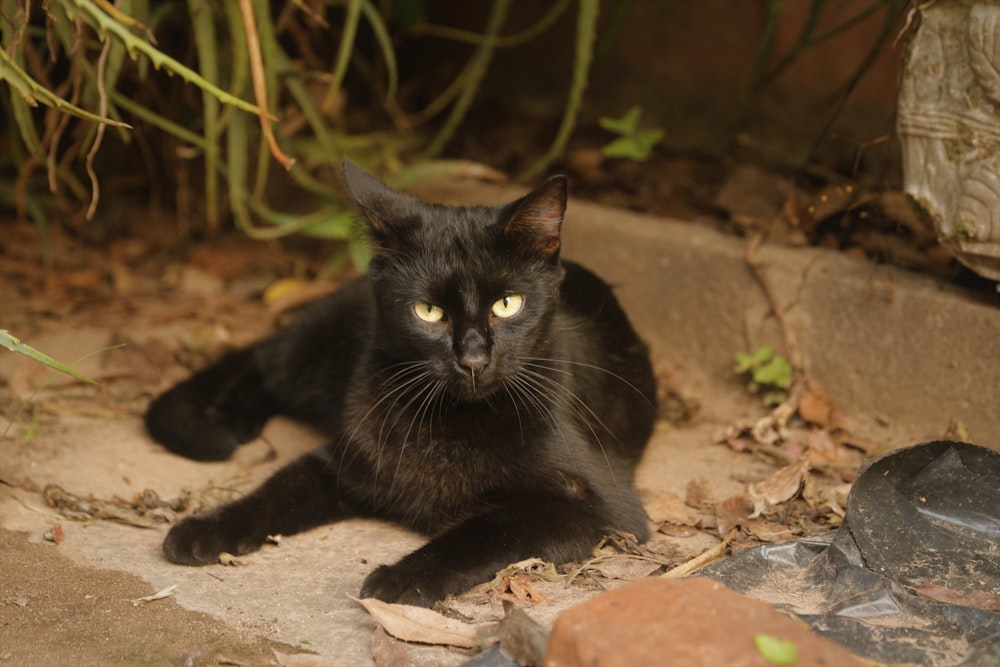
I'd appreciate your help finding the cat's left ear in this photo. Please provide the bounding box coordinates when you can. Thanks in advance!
[504,175,567,260]
[343,159,421,249]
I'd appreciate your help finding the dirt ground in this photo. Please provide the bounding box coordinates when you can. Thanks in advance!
[0,190,896,665]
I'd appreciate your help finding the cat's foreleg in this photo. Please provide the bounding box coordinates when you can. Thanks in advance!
[360,495,612,606]
[163,448,352,564]
[146,347,277,461]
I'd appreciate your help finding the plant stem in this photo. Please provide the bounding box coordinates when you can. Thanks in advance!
[518,0,599,181]
[420,0,510,160]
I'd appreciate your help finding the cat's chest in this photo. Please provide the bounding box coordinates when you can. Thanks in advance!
[357,407,543,504]
[385,417,529,473]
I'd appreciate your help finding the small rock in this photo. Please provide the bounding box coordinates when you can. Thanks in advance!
[543,577,865,667]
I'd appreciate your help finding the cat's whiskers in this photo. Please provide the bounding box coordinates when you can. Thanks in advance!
[521,356,656,408]
[386,377,447,502]
[501,383,527,443]
[517,361,623,490]
[333,361,433,493]
[369,368,443,506]
[503,371,572,452]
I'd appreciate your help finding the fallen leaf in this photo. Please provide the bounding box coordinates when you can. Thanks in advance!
[748,458,811,517]
[685,478,714,510]
[797,378,840,428]
[588,555,663,580]
[715,494,753,535]
[743,517,798,542]
[370,627,421,667]
[801,477,850,517]
[911,585,1000,612]
[657,522,699,538]
[662,528,739,578]
[132,584,179,606]
[642,490,699,525]
[349,595,483,649]
[487,558,561,588]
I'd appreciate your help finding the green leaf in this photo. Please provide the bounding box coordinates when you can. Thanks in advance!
[599,105,642,135]
[734,345,775,374]
[0,48,130,130]
[601,127,663,161]
[298,210,356,240]
[754,633,798,666]
[63,0,268,119]
[752,355,792,388]
[0,330,98,384]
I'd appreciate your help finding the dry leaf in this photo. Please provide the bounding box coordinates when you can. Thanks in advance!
[487,558,561,589]
[798,378,839,428]
[748,458,811,517]
[642,490,699,525]
[132,584,178,606]
[715,495,753,535]
[657,522,699,538]
[685,478,714,510]
[801,477,850,517]
[743,517,798,542]
[502,573,550,604]
[662,529,739,578]
[588,556,663,580]
[349,595,483,649]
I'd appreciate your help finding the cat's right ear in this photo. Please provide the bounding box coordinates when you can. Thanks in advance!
[342,159,420,250]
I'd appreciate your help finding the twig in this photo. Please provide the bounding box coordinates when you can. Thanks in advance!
[661,528,739,578]
[745,231,805,425]
[238,0,295,170]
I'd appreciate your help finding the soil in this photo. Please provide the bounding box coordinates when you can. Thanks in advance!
[0,531,299,666]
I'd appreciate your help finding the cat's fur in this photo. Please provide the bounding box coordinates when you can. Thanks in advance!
[146,161,657,606]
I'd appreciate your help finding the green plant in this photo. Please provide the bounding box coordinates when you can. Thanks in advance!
[1,331,120,444]
[734,345,791,406]
[599,105,664,161]
[1,1,608,269]
[0,330,96,384]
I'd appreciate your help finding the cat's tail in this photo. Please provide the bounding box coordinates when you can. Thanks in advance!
[145,348,276,461]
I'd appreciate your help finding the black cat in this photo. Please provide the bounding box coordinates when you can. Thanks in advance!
[146,161,657,606]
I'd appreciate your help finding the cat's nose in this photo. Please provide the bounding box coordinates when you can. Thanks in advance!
[456,330,490,374]
[458,348,489,374]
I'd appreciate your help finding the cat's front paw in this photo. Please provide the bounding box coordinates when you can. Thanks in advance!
[360,563,450,607]
[163,514,262,565]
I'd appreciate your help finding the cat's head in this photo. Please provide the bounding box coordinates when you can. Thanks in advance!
[343,160,567,402]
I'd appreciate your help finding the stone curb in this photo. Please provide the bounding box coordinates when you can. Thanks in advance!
[415,180,1000,448]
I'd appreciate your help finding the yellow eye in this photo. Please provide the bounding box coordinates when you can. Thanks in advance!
[413,302,446,323]
[491,294,524,319]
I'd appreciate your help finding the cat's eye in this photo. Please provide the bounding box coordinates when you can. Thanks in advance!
[491,294,524,319]
[413,302,446,323]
